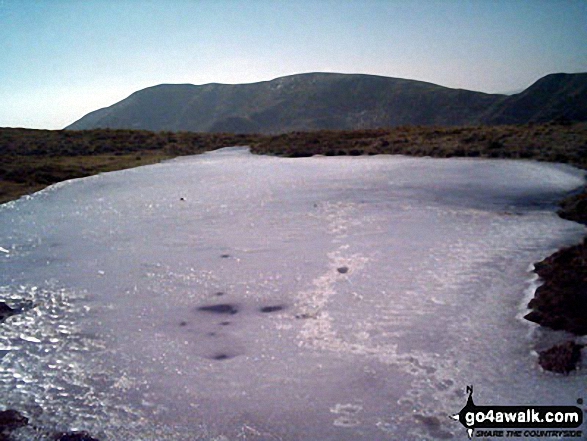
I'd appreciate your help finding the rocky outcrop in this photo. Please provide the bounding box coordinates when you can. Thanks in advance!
[53,431,100,441]
[0,303,16,323]
[538,341,584,374]
[0,410,28,440]
[0,409,100,441]
[558,186,587,224]
[524,238,587,335]
[524,185,587,373]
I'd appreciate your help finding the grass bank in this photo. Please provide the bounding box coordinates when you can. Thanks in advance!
[0,128,260,204]
[2,122,586,204]
[251,122,587,168]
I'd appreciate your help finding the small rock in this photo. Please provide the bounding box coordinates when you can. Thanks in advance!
[0,409,28,431]
[0,302,16,323]
[538,341,583,374]
[337,266,349,274]
[54,431,100,441]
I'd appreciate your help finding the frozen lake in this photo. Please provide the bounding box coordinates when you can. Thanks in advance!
[0,148,585,440]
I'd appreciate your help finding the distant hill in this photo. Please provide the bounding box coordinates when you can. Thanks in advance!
[66,72,587,133]
[481,73,587,125]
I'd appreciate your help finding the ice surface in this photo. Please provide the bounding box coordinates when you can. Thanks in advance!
[0,148,585,440]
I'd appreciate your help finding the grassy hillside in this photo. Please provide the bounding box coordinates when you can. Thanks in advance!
[482,73,587,125]
[0,128,259,203]
[66,72,587,134]
[66,73,505,132]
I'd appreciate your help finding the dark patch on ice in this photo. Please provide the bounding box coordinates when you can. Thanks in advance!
[413,414,453,439]
[219,321,231,326]
[454,388,466,398]
[207,332,217,337]
[214,291,225,296]
[210,353,235,361]
[259,305,285,313]
[179,321,187,327]
[197,304,239,315]
[435,379,454,391]
[220,254,230,258]
[180,197,185,201]
[337,266,349,274]
[413,414,440,429]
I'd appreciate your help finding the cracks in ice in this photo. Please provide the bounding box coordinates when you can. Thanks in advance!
[295,246,370,352]
[295,201,376,355]
[293,201,464,439]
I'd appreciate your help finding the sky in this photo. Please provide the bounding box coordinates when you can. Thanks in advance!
[1,0,586,130]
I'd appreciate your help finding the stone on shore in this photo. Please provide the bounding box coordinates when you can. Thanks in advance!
[53,431,100,441]
[538,341,583,374]
[524,238,587,335]
[0,303,16,323]
[0,409,28,440]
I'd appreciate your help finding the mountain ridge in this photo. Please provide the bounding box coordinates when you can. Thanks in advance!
[66,72,587,133]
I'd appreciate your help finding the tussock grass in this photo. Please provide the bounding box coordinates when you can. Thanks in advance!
[0,128,260,203]
[251,122,587,169]
[1,122,586,205]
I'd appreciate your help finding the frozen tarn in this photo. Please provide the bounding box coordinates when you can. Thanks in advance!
[0,147,585,440]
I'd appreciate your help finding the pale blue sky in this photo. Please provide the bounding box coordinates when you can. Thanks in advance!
[1,0,586,129]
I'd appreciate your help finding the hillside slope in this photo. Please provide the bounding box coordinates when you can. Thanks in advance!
[66,72,587,133]
[482,73,587,124]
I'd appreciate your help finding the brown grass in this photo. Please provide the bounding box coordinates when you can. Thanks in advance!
[1,122,586,205]
[0,128,261,203]
[251,122,587,169]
